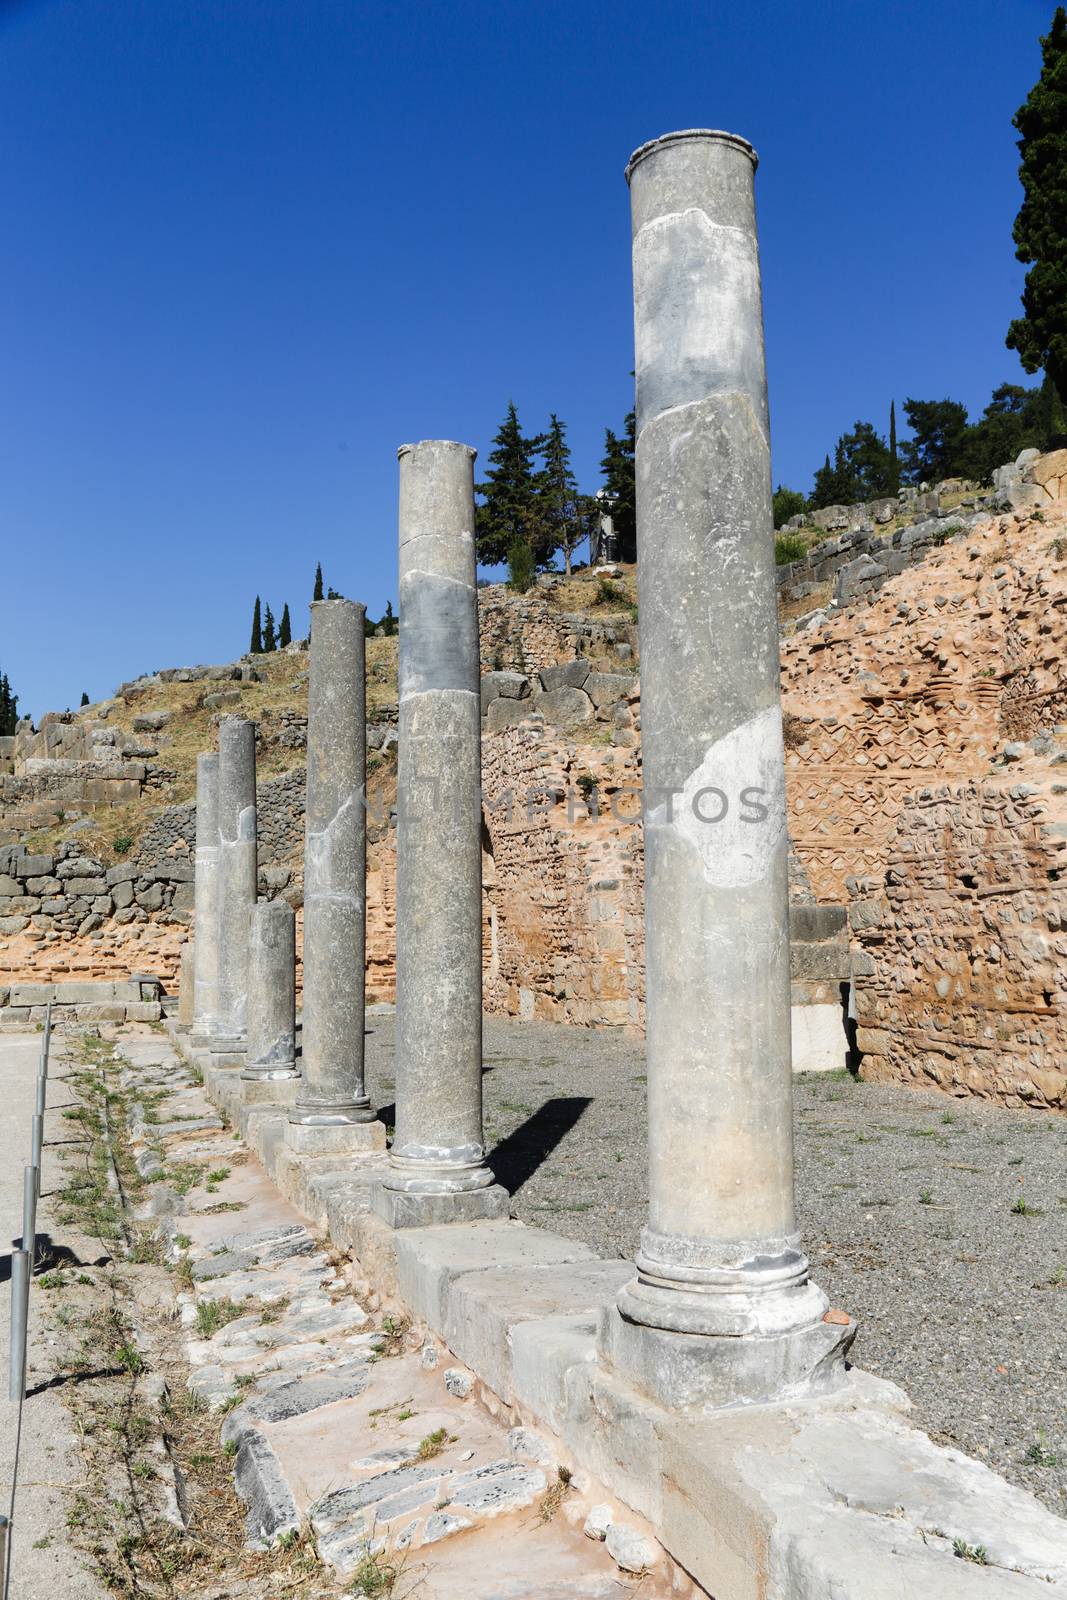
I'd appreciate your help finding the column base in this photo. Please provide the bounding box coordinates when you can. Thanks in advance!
[601,1285,855,1411]
[240,1063,299,1082]
[209,1037,248,1068]
[371,1182,510,1230]
[238,1075,302,1107]
[284,1119,387,1155]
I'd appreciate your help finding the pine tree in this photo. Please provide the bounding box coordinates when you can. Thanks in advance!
[313,563,324,602]
[899,399,970,484]
[79,691,90,707]
[599,412,636,562]
[250,596,263,654]
[1006,8,1067,398]
[890,400,897,461]
[262,604,276,652]
[536,414,589,575]
[279,603,292,648]
[475,401,543,568]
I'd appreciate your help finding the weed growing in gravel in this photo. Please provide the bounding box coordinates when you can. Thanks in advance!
[1011,1194,1042,1216]
[539,1466,572,1524]
[194,1297,246,1337]
[259,1295,291,1325]
[919,1189,934,1205]
[413,1428,449,1461]
[953,1538,988,1564]
[1025,1431,1060,1467]
[348,1546,402,1596]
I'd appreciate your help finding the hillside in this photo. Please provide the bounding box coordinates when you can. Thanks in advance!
[2,450,1066,1110]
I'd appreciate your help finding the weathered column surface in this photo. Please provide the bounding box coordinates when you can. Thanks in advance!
[289,600,382,1147]
[243,900,298,1080]
[604,130,852,1408]
[176,940,195,1032]
[191,752,220,1040]
[211,717,257,1060]
[377,441,506,1226]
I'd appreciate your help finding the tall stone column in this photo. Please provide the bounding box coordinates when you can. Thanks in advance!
[376,440,506,1227]
[603,131,851,1408]
[243,900,298,1080]
[289,599,382,1145]
[212,717,257,1061]
[191,752,220,1040]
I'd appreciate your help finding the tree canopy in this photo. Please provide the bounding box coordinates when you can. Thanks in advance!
[1007,7,1067,399]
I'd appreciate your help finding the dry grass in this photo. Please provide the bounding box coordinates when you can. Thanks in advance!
[545,563,638,613]
[22,639,400,863]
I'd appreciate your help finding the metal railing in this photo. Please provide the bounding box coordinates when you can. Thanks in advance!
[5,999,52,1600]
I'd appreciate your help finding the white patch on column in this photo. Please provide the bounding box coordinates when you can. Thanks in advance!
[670,704,785,887]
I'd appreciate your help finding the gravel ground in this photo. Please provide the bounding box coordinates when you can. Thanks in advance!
[364,1008,1067,1519]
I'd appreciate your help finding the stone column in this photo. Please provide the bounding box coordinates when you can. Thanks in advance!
[191,752,219,1040]
[212,717,257,1061]
[289,599,382,1146]
[243,900,298,1080]
[603,131,851,1408]
[376,440,506,1227]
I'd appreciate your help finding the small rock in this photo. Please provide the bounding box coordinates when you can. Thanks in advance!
[443,1367,472,1398]
[605,1523,660,1573]
[584,1504,613,1541]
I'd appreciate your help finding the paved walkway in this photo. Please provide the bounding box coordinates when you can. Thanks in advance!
[0,1030,106,1599]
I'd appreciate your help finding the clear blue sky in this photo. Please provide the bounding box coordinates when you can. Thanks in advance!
[0,0,1052,718]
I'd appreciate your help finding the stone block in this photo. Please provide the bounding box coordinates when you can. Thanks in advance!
[136,883,164,911]
[585,672,634,709]
[18,854,53,877]
[485,697,539,733]
[126,1002,163,1022]
[77,1003,127,1022]
[371,1183,511,1230]
[789,942,851,982]
[538,660,590,693]
[539,686,594,727]
[481,670,530,705]
[392,1220,597,1330]
[0,875,20,896]
[64,876,108,896]
[510,1313,599,1434]
[106,863,139,885]
[8,983,54,1006]
[284,1120,386,1155]
[112,880,135,909]
[788,904,846,941]
[445,1259,632,1402]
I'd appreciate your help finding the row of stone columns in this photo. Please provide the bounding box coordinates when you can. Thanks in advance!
[182,128,848,1410]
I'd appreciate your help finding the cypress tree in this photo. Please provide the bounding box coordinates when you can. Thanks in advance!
[250,596,263,654]
[536,414,587,575]
[599,412,637,562]
[279,603,292,648]
[263,604,276,652]
[0,673,19,736]
[79,691,90,707]
[475,401,542,568]
[890,400,898,461]
[1007,8,1067,398]
[313,563,324,602]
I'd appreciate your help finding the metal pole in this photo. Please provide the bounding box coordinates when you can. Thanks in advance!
[21,1167,36,1267]
[40,999,52,1078]
[30,1115,43,1194]
[8,1250,29,1402]
[34,1072,45,1119]
[0,1516,8,1599]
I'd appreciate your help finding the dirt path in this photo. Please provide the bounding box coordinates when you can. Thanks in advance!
[0,1030,108,1598]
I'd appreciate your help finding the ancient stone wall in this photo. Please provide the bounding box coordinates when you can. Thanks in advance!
[852,775,1066,1109]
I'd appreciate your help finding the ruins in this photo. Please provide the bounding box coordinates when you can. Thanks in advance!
[1,128,1065,1597]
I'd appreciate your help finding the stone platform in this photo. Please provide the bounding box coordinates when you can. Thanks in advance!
[169,1019,1067,1598]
